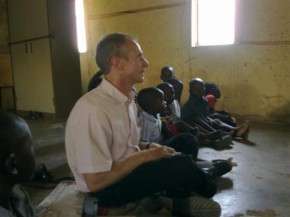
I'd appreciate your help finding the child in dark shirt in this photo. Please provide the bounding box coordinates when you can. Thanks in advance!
[157,82,232,150]
[182,78,249,139]
[167,78,183,103]
[0,111,37,217]
[204,82,237,127]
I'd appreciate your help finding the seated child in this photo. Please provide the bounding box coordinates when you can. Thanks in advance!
[0,111,37,217]
[156,82,180,123]
[137,87,198,159]
[157,82,232,150]
[181,78,250,140]
[204,82,237,127]
[167,78,183,103]
[160,66,175,82]
[137,87,235,177]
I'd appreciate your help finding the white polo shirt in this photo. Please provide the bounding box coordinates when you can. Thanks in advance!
[65,78,140,192]
[138,111,163,143]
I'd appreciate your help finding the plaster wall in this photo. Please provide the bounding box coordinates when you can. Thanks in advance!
[82,0,289,122]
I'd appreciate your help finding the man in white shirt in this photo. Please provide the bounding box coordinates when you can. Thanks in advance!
[65,33,221,216]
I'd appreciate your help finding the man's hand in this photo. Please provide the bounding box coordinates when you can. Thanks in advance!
[145,145,177,162]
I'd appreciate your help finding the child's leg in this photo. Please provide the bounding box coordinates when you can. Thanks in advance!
[174,121,199,136]
[161,132,199,160]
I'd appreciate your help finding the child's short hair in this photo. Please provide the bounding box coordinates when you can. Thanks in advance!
[157,82,174,96]
[160,66,175,81]
[0,112,28,157]
[137,87,163,113]
[205,82,221,98]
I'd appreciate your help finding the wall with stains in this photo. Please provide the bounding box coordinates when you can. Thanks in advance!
[81,0,290,122]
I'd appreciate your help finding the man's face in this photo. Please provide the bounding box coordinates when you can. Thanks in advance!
[122,40,149,85]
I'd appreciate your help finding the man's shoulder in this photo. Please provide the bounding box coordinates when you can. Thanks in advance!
[78,88,118,108]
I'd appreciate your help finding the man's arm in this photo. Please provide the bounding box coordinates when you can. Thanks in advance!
[84,146,176,192]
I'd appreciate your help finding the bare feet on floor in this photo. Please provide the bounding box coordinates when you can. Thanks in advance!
[235,120,250,138]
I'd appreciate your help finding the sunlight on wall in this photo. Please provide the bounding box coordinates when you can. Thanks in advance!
[75,0,87,53]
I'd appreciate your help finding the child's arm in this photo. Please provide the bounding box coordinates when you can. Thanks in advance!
[174,121,200,137]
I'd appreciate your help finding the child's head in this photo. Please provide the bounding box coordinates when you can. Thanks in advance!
[157,82,175,105]
[137,87,166,116]
[0,112,36,185]
[189,78,205,98]
[160,66,175,82]
[167,78,183,101]
[205,82,221,98]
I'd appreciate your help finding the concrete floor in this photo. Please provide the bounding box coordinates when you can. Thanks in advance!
[23,119,290,217]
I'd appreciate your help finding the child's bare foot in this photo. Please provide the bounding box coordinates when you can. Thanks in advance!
[226,157,238,167]
[206,157,237,177]
[235,120,250,137]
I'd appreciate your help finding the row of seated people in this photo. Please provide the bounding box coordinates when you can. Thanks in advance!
[88,65,249,151]
[0,81,233,217]
[86,66,242,175]
[161,65,249,142]
[0,72,234,217]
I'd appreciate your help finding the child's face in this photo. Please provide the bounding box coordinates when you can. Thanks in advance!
[190,83,205,97]
[152,94,167,115]
[161,70,174,82]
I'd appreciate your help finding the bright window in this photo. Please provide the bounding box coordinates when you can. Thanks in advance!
[75,0,87,53]
[191,0,235,47]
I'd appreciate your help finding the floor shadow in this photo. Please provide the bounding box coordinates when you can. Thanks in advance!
[216,177,234,191]
[34,142,65,157]
[235,139,256,146]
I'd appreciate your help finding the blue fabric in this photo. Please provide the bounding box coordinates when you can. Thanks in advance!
[181,95,210,120]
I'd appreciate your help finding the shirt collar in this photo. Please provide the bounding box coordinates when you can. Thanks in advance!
[141,111,160,122]
[100,78,135,105]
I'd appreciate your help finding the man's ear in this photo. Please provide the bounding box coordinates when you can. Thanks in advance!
[111,56,124,70]
[5,153,18,175]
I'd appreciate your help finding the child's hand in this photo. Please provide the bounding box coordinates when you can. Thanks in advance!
[227,157,238,167]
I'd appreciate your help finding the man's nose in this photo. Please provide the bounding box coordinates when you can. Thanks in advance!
[143,58,149,67]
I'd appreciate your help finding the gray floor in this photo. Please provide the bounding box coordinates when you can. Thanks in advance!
[23,119,290,217]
